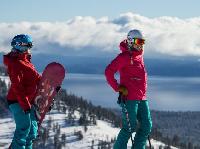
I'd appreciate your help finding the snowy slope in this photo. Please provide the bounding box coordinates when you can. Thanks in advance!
[0,118,14,148]
[0,75,10,87]
[0,75,178,148]
[0,110,178,149]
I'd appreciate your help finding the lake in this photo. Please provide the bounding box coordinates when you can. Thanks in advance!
[63,73,200,111]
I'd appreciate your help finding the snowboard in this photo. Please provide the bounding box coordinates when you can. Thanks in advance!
[33,62,65,127]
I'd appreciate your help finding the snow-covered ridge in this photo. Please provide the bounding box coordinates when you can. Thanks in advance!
[0,109,178,149]
[0,75,10,88]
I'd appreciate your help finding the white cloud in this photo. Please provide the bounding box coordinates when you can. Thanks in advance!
[0,12,200,57]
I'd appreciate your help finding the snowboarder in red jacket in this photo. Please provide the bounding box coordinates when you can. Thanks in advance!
[105,29,152,149]
[3,34,41,149]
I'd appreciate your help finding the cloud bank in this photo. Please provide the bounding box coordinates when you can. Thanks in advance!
[0,12,200,57]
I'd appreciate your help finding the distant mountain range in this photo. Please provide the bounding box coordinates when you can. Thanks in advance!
[1,52,200,76]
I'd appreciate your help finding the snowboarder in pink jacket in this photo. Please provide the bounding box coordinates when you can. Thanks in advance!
[105,29,152,149]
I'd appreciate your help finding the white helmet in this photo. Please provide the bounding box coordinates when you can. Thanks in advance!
[127,29,145,51]
[127,29,144,40]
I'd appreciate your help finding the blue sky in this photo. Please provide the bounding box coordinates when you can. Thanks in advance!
[0,0,199,22]
[0,0,199,58]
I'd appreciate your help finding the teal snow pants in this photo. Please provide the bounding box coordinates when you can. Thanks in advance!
[9,103,38,149]
[114,100,152,149]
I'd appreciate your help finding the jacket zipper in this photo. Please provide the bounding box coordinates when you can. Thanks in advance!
[130,51,133,65]
[131,57,133,65]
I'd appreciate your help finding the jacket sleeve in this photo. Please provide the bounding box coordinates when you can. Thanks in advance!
[9,63,31,111]
[35,70,41,85]
[105,54,123,92]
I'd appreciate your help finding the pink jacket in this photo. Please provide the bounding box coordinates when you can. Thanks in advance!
[105,40,147,100]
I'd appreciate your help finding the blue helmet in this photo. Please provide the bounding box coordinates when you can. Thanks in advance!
[11,34,33,53]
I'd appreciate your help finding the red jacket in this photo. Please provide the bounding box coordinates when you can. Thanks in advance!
[3,52,41,111]
[105,40,147,100]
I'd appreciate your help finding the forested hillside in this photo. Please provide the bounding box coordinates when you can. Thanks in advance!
[0,64,200,148]
[151,111,200,148]
[0,78,9,117]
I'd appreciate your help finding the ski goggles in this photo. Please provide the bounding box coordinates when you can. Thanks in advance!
[21,42,33,48]
[128,38,145,45]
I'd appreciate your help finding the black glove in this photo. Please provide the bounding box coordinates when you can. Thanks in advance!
[117,93,126,105]
[48,105,53,112]
[48,99,55,112]
[56,86,61,92]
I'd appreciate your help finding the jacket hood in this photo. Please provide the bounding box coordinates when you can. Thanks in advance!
[3,51,31,66]
[119,40,129,52]
[119,39,144,56]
